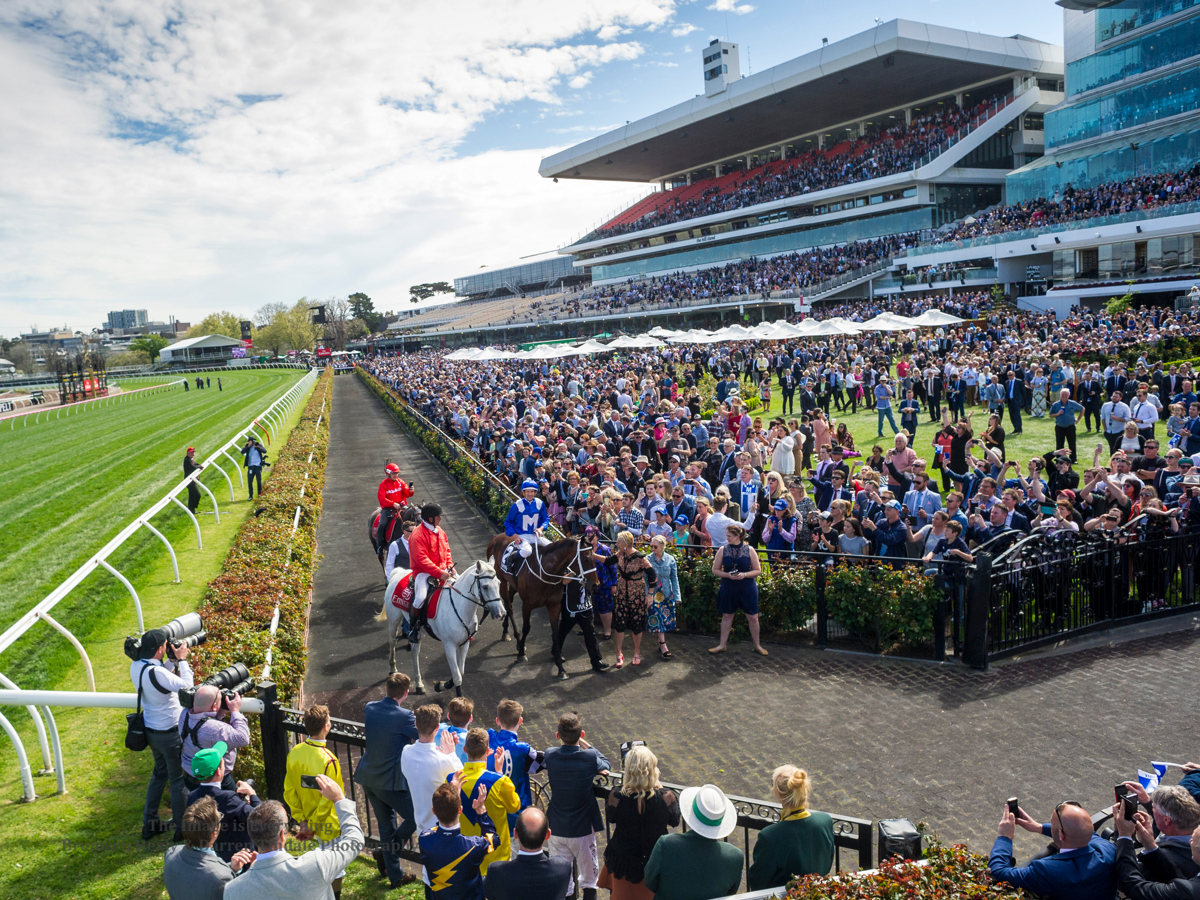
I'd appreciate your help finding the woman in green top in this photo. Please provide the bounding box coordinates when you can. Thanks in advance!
[747,765,835,890]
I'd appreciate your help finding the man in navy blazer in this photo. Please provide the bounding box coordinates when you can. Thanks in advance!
[544,713,611,900]
[484,808,572,900]
[1114,800,1200,899]
[353,673,419,887]
[989,801,1117,900]
[185,742,261,863]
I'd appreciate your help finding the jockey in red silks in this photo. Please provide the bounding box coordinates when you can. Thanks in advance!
[376,463,413,552]
[408,502,455,632]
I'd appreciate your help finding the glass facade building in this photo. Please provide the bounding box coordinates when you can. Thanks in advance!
[453,255,585,300]
[1007,1,1200,201]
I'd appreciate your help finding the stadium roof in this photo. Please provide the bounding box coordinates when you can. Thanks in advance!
[539,19,1062,184]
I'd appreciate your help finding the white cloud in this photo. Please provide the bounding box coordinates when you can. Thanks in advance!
[671,23,699,36]
[706,0,755,14]
[0,0,676,331]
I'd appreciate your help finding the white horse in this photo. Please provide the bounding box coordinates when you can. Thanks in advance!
[375,561,504,697]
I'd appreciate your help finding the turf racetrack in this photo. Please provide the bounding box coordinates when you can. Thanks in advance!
[0,369,307,690]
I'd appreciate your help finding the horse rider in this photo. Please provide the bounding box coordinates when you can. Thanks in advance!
[501,479,550,575]
[376,463,414,553]
[409,503,455,635]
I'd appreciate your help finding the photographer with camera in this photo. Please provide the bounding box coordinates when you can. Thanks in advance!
[130,625,195,842]
[179,679,251,792]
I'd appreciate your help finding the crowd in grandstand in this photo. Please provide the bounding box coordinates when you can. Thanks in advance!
[595,94,1006,238]
[935,165,1200,243]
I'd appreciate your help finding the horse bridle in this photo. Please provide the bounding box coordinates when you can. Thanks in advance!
[443,564,502,646]
[524,540,597,585]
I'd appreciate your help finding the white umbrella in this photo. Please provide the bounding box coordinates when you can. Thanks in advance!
[574,339,611,353]
[911,309,965,327]
[647,326,677,338]
[627,335,666,348]
[605,335,640,348]
[858,313,917,332]
[444,349,473,360]
[808,319,862,336]
[474,346,513,360]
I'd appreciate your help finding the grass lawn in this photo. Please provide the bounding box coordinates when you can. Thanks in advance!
[0,369,306,692]
[750,383,1093,490]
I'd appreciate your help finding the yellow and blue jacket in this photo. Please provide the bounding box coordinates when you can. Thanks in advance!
[454,761,521,874]
[418,814,497,899]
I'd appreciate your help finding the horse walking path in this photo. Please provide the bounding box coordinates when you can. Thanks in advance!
[307,373,1200,855]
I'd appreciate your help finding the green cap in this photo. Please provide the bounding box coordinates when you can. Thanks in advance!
[192,741,228,779]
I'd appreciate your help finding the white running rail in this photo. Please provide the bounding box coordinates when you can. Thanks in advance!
[0,367,318,801]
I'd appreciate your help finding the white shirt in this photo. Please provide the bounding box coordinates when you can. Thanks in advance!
[705,509,745,547]
[400,740,463,834]
[130,657,194,731]
[1131,400,1159,426]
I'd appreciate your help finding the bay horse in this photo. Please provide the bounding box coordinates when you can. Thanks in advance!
[486,535,599,669]
[374,561,504,697]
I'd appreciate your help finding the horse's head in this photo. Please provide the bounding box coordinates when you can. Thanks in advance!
[471,561,505,620]
[578,542,600,587]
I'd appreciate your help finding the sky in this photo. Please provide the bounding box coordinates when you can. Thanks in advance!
[0,1,1062,338]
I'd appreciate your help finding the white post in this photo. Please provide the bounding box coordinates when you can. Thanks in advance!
[207,459,236,501]
[0,711,35,801]
[36,613,95,692]
[221,448,246,487]
[140,520,179,582]
[195,478,220,523]
[98,560,144,634]
[0,673,53,777]
[38,705,65,794]
[170,495,203,549]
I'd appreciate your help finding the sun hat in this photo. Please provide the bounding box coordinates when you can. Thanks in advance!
[679,784,738,839]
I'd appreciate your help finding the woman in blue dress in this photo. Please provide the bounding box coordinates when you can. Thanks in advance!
[585,526,616,640]
[709,523,768,657]
[646,535,680,660]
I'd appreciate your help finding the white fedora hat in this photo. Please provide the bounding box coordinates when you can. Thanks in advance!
[679,783,738,839]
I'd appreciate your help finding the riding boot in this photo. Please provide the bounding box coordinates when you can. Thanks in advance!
[410,604,428,636]
[583,888,597,900]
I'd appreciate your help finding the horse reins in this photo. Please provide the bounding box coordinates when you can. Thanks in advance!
[523,540,596,585]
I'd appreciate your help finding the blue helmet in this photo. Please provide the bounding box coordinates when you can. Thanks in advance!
[520,479,538,492]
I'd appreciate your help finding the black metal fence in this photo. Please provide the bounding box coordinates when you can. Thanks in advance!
[972,524,1200,662]
[254,686,875,886]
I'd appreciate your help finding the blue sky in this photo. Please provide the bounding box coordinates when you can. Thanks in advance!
[0,1,1064,338]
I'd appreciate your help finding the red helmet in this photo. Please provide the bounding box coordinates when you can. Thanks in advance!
[385,463,400,475]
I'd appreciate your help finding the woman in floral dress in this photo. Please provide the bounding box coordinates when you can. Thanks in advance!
[646,535,679,660]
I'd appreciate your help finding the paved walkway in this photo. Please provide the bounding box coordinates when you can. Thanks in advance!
[307,375,1200,855]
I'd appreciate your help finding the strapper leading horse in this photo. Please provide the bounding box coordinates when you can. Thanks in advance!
[486,535,598,675]
[375,560,504,697]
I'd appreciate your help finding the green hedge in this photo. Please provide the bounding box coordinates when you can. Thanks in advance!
[188,371,330,780]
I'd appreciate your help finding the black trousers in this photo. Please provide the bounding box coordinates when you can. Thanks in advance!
[781,391,794,414]
[1084,402,1101,432]
[187,483,202,513]
[555,608,602,668]
[1055,425,1078,461]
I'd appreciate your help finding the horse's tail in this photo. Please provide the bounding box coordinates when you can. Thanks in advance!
[374,604,389,624]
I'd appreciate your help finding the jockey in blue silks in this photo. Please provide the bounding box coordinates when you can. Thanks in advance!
[501,480,550,574]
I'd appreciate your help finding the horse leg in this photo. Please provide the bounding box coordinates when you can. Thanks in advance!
[410,636,426,694]
[518,602,532,662]
[500,584,515,641]
[436,641,467,697]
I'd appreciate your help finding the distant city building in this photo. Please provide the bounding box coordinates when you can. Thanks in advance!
[106,309,149,330]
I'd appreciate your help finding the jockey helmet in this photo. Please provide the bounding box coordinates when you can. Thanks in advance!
[520,479,538,493]
[420,503,442,523]
[385,463,400,475]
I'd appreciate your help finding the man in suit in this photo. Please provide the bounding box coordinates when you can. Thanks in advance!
[225,775,361,900]
[925,369,944,421]
[163,796,254,900]
[354,673,420,889]
[798,381,818,415]
[645,784,743,900]
[663,485,697,527]
[983,375,1006,424]
[1005,371,1025,435]
[1114,800,1200,899]
[1119,783,1200,883]
[1079,372,1104,432]
[1107,367,1130,400]
[544,713,610,900]
[989,800,1116,900]
[484,808,572,900]
[780,370,796,415]
[902,472,943,524]
[185,742,261,863]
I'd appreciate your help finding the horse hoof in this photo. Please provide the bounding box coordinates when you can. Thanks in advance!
[502,634,512,642]
[455,686,463,698]
[517,654,527,662]
[413,685,426,695]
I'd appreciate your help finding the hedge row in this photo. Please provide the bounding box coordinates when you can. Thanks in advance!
[359,367,942,652]
[189,371,330,779]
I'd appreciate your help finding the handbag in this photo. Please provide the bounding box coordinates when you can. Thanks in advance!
[125,663,150,752]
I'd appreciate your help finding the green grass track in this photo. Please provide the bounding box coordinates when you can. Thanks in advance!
[0,369,307,691]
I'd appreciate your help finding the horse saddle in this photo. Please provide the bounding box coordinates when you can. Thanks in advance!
[390,574,444,621]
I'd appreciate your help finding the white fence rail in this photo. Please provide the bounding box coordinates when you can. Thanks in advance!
[6,379,185,428]
[0,368,317,800]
